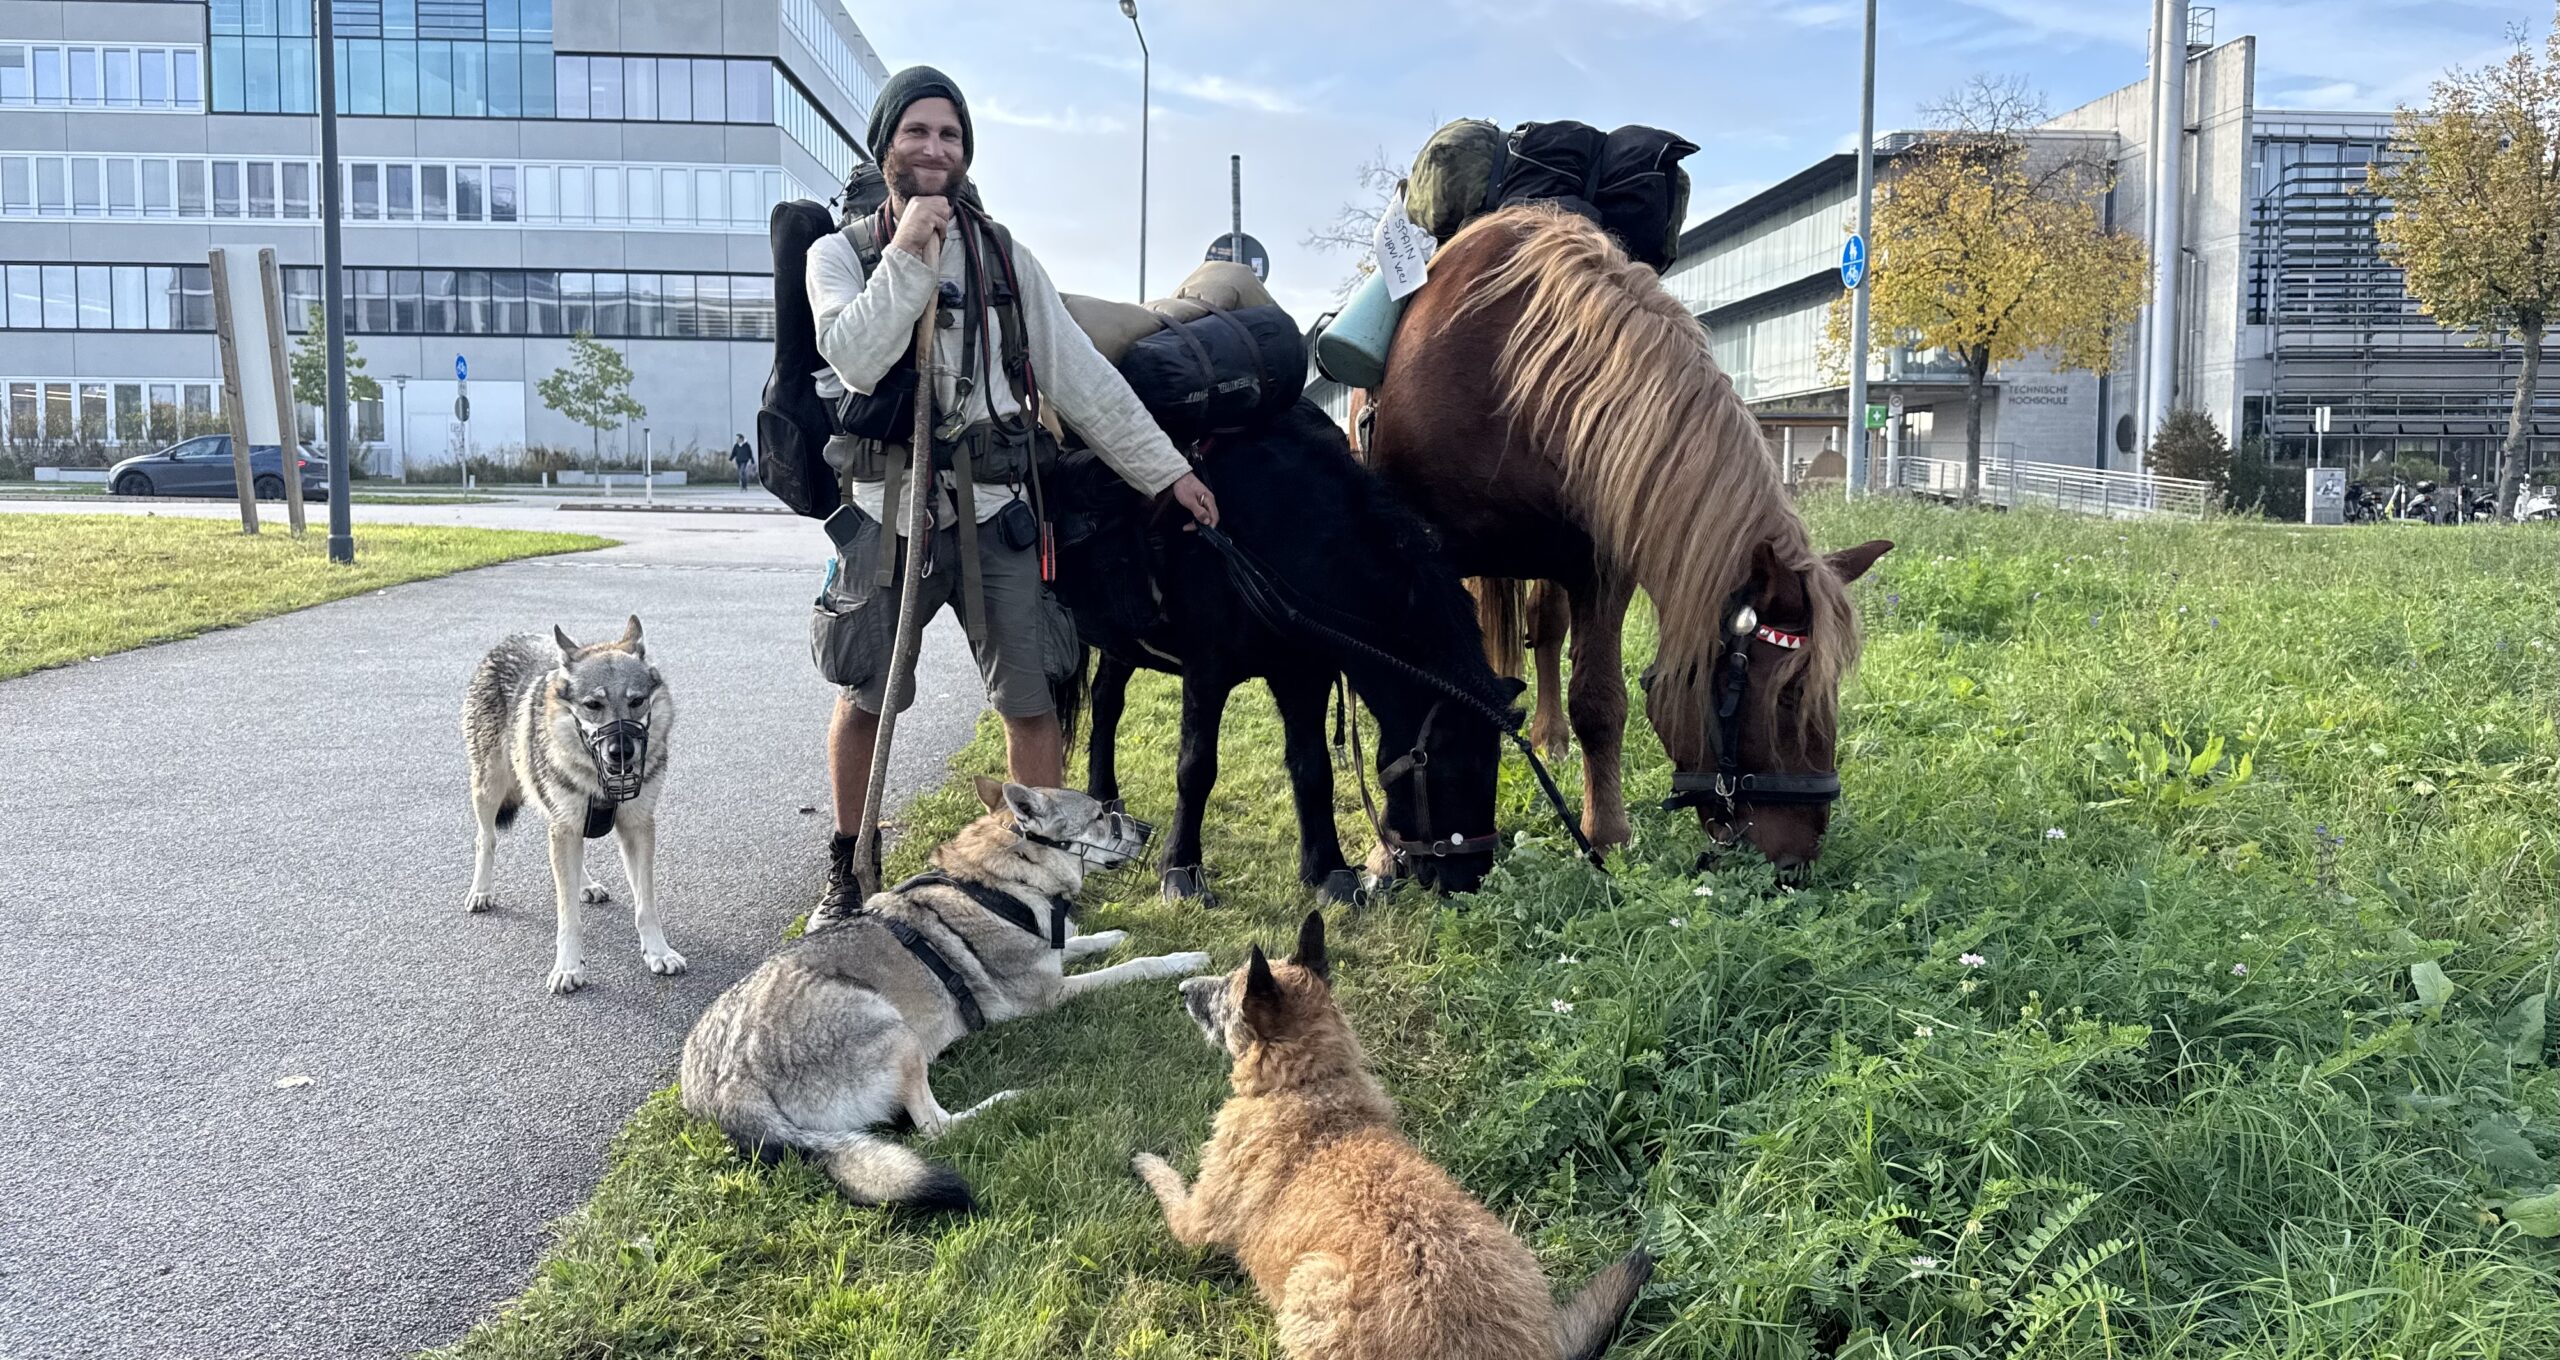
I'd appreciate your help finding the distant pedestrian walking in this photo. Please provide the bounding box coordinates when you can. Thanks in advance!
[730,433,754,489]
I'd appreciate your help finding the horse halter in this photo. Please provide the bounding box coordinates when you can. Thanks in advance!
[1375,700,1504,865]
[1657,596,1843,822]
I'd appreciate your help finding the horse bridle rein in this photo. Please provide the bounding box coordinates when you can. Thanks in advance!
[1658,596,1843,828]
[1339,681,1505,871]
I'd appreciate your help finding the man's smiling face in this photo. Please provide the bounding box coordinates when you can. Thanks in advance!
[886,95,967,203]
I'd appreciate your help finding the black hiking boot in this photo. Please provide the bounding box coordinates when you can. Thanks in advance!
[813,832,875,926]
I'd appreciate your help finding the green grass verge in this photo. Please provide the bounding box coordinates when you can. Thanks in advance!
[0,513,608,681]
[436,504,2557,1360]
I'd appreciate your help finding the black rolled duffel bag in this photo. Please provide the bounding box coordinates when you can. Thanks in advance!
[1116,303,1305,445]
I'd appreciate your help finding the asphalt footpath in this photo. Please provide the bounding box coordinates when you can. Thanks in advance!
[0,494,986,1358]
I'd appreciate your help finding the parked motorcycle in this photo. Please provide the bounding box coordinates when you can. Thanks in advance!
[2517,485,2560,522]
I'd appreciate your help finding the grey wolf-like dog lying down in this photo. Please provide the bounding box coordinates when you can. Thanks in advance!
[462,615,684,994]
[681,777,1209,1212]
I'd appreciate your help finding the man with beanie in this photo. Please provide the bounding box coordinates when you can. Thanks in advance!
[804,65,1218,916]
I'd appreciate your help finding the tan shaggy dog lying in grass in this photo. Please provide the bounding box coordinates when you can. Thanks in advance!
[1133,911,1652,1360]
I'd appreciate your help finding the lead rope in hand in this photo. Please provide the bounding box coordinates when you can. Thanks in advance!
[1194,524,1597,865]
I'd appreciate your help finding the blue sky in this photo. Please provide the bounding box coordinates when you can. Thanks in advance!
[849,0,2542,320]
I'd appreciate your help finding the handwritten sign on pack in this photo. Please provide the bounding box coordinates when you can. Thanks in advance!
[1373,192,1437,300]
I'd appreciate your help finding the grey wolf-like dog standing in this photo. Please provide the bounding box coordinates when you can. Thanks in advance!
[463,615,685,994]
[681,777,1208,1212]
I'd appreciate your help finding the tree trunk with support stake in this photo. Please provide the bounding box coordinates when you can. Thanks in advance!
[2502,315,2541,519]
[852,301,940,901]
[1962,346,1990,504]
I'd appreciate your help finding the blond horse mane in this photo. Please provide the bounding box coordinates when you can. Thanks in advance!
[1437,203,1859,761]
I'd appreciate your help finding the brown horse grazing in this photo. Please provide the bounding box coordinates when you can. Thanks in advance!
[1368,204,1892,872]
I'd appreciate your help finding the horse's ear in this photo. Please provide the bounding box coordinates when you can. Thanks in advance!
[1827,539,1894,584]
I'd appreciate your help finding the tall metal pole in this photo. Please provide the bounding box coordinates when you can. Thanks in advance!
[316,0,353,562]
[1229,154,1243,268]
[1843,0,1877,497]
[1122,1,1148,300]
[2143,0,2188,469]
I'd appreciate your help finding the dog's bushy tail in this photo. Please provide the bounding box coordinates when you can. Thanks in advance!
[726,1123,974,1214]
[1554,1249,1652,1360]
[819,1132,974,1213]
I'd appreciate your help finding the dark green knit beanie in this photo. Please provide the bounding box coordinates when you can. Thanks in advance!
[866,65,973,168]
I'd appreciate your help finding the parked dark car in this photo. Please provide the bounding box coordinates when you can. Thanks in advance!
[107,436,330,499]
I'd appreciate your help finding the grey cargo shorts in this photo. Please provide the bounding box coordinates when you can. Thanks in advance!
[811,505,1063,719]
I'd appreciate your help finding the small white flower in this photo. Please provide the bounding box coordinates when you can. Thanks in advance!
[1550,999,1575,1014]
[1909,1255,1943,1271]
[1913,1024,1935,1038]
[1556,953,1578,965]
[1693,883,1716,897]
[1959,952,1987,968]
[2044,828,2068,841]
[2231,963,2249,977]
[1668,917,1688,929]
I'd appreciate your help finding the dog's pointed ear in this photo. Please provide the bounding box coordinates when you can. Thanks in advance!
[972,774,1006,812]
[552,625,579,663]
[1827,539,1894,584]
[1243,943,1279,1012]
[1002,781,1047,827]
[618,614,645,655]
[1292,909,1329,983]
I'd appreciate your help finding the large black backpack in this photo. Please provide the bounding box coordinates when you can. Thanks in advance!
[756,197,842,519]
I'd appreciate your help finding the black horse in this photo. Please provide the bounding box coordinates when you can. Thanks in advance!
[1049,400,1519,902]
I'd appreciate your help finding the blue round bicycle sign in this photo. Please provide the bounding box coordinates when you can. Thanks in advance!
[1840,234,1867,291]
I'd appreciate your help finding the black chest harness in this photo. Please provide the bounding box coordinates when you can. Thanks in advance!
[1657,600,1844,824]
[865,870,1075,1034]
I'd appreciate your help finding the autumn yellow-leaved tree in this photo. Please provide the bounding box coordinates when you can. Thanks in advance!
[2369,8,2560,517]
[1831,82,2147,500]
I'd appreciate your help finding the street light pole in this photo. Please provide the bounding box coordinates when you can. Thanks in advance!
[1120,0,1149,300]
[1844,0,1877,498]
[316,0,353,561]
[391,373,408,483]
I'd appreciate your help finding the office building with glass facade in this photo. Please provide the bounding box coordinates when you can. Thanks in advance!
[1666,32,2550,481]
[0,0,885,470]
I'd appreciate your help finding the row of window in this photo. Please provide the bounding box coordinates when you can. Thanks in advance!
[2,264,214,332]
[775,76,858,185]
[780,0,885,116]
[552,54,771,124]
[213,0,554,43]
[0,44,203,111]
[0,261,778,341]
[0,153,784,232]
[282,268,778,340]
[208,36,794,124]
[5,378,227,448]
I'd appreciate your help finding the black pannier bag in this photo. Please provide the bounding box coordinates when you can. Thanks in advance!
[1498,121,1699,271]
[758,197,842,519]
[1115,304,1305,446]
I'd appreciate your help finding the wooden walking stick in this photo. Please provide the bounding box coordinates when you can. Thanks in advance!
[852,292,939,901]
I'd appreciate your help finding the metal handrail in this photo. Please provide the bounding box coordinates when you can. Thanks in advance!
[1892,454,2213,519]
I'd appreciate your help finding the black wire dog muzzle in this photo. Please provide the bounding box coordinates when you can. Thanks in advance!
[1654,602,1843,824]
[586,718,652,803]
[1020,805,1156,869]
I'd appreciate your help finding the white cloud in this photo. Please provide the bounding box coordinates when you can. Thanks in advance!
[2275,81,2365,106]
[978,99,1130,136]
[1165,73,1308,116]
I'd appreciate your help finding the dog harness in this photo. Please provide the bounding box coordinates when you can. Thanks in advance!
[859,872,1078,1034]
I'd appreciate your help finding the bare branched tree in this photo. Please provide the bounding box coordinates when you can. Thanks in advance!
[1302,150,1407,303]
[1919,74,2049,139]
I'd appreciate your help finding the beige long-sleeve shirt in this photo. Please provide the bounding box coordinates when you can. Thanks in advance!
[808,214,1190,535]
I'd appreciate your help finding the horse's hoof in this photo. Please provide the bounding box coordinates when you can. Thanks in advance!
[1318,869,1362,905]
[1160,866,1215,904]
